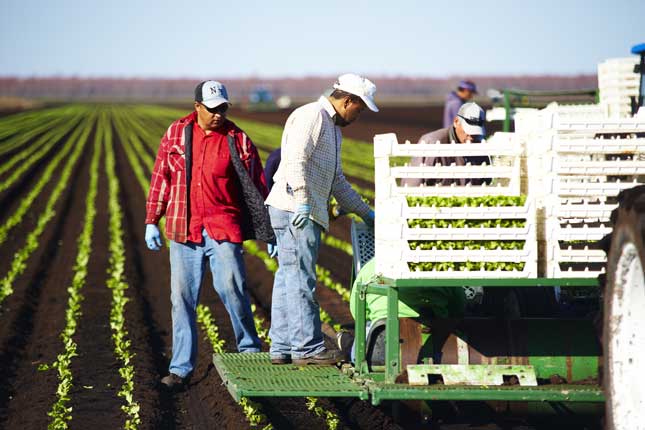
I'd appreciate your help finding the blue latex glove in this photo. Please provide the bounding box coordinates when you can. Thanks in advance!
[268,243,278,258]
[362,210,375,228]
[292,204,311,229]
[145,224,162,251]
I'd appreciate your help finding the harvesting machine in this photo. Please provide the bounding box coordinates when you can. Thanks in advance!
[214,44,645,428]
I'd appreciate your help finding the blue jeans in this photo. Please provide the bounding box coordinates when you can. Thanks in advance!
[169,229,260,377]
[268,206,325,359]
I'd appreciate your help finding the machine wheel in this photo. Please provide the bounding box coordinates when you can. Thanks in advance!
[602,185,645,430]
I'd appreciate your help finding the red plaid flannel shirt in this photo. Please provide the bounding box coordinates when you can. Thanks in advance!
[145,112,269,243]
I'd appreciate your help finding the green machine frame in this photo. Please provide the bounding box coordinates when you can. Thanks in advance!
[351,276,604,405]
[214,275,604,406]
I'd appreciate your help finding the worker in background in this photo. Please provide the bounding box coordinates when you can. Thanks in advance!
[144,81,272,389]
[443,80,478,128]
[266,74,378,366]
[402,102,490,187]
[264,148,281,192]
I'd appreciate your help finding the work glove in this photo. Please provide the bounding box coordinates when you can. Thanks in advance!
[361,210,375,228]
[292,204,311,229]
[268,243,278,258]
[145,224,162,251]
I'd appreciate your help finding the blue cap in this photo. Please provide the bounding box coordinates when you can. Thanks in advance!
[458,80,477,93]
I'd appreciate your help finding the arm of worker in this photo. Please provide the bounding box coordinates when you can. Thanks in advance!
[331,165,373,226]
[144,129,172,250]
[282,111,322,207]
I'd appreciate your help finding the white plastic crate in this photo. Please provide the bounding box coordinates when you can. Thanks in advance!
[543,217,611,278]
[374,133,537,279]
[598,57,640,118]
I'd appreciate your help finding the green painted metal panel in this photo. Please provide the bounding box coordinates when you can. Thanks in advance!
[526,319,600,382]
[213,353,369,401]
[369,384,604,406]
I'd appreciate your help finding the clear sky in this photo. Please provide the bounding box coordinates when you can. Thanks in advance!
[1,0,643,78]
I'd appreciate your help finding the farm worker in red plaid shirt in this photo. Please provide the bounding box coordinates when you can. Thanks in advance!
[265,74,378,366]
[144,81,274,389]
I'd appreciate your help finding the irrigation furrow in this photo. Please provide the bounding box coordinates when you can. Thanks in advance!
[0,112,95,305]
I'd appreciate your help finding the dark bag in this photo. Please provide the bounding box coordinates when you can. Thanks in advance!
[226,135,275,244]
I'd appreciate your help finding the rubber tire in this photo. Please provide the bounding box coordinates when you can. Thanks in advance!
[602,185,645,430]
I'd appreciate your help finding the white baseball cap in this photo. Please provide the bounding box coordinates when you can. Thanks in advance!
[332,74,379,112]
[456,102,485,136]
[194,80,230,109]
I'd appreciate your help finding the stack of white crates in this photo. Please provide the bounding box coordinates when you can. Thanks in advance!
[373,133,538,279]
[517,106,645,278]
[598,57,640,118]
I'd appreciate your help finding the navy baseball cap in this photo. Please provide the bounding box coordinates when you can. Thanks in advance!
[458,80,478,93]
[195,80,230,108]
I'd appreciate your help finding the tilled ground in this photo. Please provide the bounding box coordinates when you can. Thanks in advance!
[0,118,403,430]
[0,108,598,430]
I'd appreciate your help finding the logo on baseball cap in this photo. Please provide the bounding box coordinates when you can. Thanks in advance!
[333,74,379,112]
[457,102,485,136]
[195,80,230,109]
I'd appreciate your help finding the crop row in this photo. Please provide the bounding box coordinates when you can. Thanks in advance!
[0,106,80,151]
[196,304,273,429]
[0,109,91,245]
[0,111,93,305]
[41,112,100,430]
[103,112,142,429]
[0,111,84,193]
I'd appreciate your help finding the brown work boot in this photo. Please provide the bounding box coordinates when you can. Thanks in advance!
[160,373,186,390]
[293,349,344,366]
[270,355,292,365]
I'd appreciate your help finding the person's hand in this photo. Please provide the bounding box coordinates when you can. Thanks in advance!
[292,204,311,229]
[268,243,278,258]
[145,224,162,251]
[361,210,375,228]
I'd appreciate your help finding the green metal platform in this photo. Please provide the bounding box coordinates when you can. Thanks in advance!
[213,352,604,406]
[213,352,369,401]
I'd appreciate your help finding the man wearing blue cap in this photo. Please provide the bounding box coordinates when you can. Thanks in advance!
[443,80,478,129]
